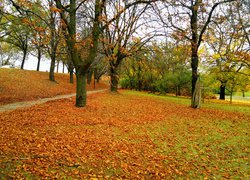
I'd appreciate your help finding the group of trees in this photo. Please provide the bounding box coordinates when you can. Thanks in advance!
[0,0,249,108]
[120,41,192,96]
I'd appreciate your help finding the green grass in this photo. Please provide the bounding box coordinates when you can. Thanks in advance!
[124,90,250,114]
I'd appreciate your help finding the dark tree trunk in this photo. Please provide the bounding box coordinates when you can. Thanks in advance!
[110,64,119,92]
[21,50,27,70]
[62,62,65,73]
[190,4,200,108]
[76,70,87,107]
[69,70,74,84]
[36,47,41,71]
[219,84,226,100]
[191,53,199,108]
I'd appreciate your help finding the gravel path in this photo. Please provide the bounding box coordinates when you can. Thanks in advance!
[0,89,107,112]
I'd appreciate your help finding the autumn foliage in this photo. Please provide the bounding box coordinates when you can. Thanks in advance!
[0,68,107,105]
[0,90,249,178]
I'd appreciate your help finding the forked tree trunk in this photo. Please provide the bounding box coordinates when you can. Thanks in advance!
[76,71,87,107]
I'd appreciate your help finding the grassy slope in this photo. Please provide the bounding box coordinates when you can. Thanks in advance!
[0,68,107,105]
[0,90,249,179]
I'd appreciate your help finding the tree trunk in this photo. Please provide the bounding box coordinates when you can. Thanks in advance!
[219,84,226,100]
[21,50,27,70]
[76,71,87,107]
[57,61,59,72]
[70,70,74,84]
[110,64,119,92]
[62,62,65,73]
[230,91,233,104]
[191,54,199,108]
[87,68,93,84]
[192,76,201,108]
[36,47,41,71]
[49,53,56,81]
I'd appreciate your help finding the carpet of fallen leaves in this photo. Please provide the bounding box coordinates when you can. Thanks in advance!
[0,68,107,105]
[0,90,249,179]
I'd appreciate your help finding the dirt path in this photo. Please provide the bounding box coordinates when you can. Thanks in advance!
[0,89,107,113]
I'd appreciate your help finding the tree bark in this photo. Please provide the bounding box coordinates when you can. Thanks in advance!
[49,52,56,81]
[87,68,93,84]
[192,76,201,108]
[69,70,74,84]
[110,64,119,92]
[190,3,200,108]
[76,71,87,107]
[219,84,226,100]
[21,49,27,70]
[57,61,59,72]
[36,47,41,71]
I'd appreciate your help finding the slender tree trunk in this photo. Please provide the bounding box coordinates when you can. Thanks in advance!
[36,47,41,71]
[62,62,65,73]
[76,71,87,107]
[49,52,56,81]
[69,70,74,84]
[21,50,27,70]
[219,84,226,100]
[110,64,119,92]
[56,61,59,72]
[191,53,199,107]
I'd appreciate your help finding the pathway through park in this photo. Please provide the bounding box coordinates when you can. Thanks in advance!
[0,89,107,112]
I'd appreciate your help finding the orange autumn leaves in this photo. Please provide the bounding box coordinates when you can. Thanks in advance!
[0,91,249,178]
[0,69,107,105]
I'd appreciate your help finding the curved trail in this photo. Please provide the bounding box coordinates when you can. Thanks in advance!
[0,89,107,113]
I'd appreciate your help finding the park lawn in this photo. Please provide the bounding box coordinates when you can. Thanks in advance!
[0,68,107,105]
[0,90,249,179]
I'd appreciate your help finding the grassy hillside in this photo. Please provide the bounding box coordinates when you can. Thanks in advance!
[0,68,107,105]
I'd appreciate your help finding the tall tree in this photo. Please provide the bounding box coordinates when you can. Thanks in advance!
[102,0,154,92]
[0,13,30,69]
[156,0,236,108]
[55,0,104,107]
[205,1,249,100]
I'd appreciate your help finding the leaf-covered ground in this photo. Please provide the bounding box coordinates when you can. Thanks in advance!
[0,68,107,105]
[0,90,249,179]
